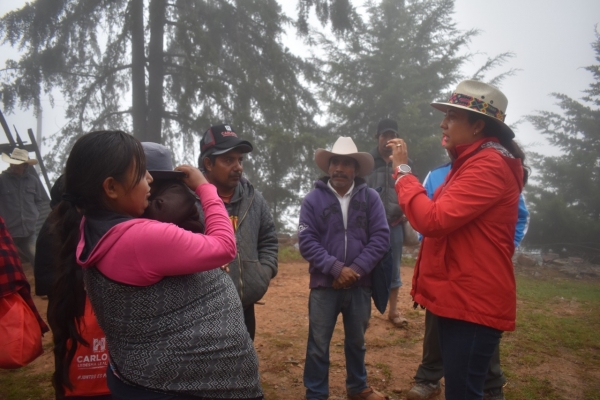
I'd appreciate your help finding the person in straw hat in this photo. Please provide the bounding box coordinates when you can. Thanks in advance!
[408,154,530,398]
[388,80,529,400]
[298,137,390,400]
[0,148,45,264]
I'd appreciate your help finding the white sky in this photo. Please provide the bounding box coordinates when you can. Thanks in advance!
[1,0,599,181]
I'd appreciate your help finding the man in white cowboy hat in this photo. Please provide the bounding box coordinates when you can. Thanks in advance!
[298,137,390,400]
[0,148,46,264]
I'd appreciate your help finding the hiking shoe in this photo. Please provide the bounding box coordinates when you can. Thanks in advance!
[483,387,505,400]
[406,381,442,400]
[347,387,389,400]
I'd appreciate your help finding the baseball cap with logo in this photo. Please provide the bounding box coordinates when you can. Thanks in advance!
[200,124,253,160]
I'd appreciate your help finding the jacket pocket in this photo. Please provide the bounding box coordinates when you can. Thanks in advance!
[25,186,37,196]
[423,236,448,278]
[240,260,271,307]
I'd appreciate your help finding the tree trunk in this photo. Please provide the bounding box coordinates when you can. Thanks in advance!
[130,0,147,140]
[147,0,166,143]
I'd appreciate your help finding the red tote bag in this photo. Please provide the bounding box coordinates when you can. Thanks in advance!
[64,297,111,397]
[0,292,44,369]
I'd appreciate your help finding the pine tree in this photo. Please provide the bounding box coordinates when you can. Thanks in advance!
[313,0,514,176]
[524,33,600,261]
[0,0,321,231]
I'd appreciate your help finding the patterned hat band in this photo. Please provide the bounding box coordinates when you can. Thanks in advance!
[447,93,506,122]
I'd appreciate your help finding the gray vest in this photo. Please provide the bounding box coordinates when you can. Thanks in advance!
[83,267,262,398]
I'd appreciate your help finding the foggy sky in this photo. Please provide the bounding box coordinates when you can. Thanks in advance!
[1,0,599,177]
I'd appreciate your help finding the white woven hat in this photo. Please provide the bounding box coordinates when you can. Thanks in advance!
[431,80,515,139]
[314,137,374,178]
[1,148,38,165]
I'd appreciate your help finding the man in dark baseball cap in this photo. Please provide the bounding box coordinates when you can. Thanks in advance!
[199,124,253,161]
[198,123,278,342]
[365,117,408,330]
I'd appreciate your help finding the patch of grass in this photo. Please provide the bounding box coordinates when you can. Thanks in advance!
[583,387,600,400]
[405,309,423,319]
[270,338,294,350]
[401,255,416,267]
[514,276,600,362]
[0,368,54,400]
[278,245,305,263]
[375,362,392,382]
[506,377,561,400]
[501,275,600,398]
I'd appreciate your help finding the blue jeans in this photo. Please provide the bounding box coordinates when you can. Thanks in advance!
[390,223,403,289]
[304,287,372,400]
[437,316,502,400]
[415,310,506,391]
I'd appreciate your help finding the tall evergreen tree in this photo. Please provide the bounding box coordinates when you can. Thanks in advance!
[313,0,514,176]
[0,0,320,231]
[295,0,360,36]
[524,33,600,261]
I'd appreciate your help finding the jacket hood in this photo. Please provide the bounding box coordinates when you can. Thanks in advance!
[369,146,383,160]
[76,211,140,268]
[369,146,390,169]
[230,177,254,204]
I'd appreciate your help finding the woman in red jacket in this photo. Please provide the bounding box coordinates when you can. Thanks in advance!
[388,80,529,400]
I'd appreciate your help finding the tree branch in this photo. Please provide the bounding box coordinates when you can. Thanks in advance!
[90,109,132,128]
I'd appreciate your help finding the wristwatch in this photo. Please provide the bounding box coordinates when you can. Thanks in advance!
[393,164,411,180]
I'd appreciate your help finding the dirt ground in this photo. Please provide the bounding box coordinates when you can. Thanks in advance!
[254,262,423,400]
[21,262,423,399]
[15,261,600,400]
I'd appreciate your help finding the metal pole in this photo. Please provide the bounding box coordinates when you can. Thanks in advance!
[36,107,42,154]
[0,108,16,146]
[13,125,26,147]
[27,128,51,191]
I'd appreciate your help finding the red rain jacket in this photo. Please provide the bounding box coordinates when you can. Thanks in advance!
[397,137,523,331]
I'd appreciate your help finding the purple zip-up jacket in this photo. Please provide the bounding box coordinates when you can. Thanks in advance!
[298,177,390,289]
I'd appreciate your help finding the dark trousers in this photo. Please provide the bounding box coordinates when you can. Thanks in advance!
[414,310,506,391]
[13,234,36,264]
[107,367,262,400]
[437,316,502,400]
[244,304,256,341]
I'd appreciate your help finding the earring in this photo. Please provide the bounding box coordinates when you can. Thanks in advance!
[473,130,478,136]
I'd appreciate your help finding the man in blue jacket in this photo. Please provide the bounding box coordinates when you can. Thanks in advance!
[299,137,390,400]
[407,159,529,400]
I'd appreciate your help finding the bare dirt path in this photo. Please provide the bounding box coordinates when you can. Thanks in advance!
[255,263,423,399]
